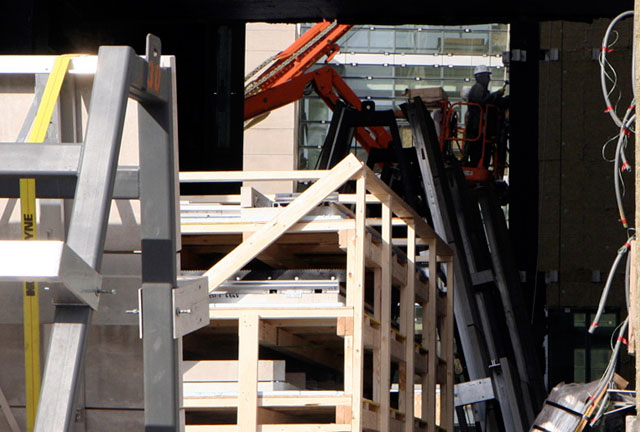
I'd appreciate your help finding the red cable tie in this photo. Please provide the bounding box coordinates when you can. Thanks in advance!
[602,46,614,53]
[622,128,631,136]
[591,322,598,329]
[625,241,631,249]
[620,218,627,225]
[604,105,614,113]
[588,395,595,401]
[629,105,635,110]
[621,161,630,171]
[617,336,628,345]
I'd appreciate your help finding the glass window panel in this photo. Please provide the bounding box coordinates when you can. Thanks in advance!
[573,348,586,382]
[343,65,390,77]
[370,30,395,49]
[590,348,611,379]
[298,145,323,170]
[395,65,442,79]
[491,23,509,32]
[343,29,369,50]
[442,31,487,55]
[467,24,492,32]
[490,31,509,55]
[299,123,329,150]
[396,32,415,50]
[343,79,394,98]
[573,312,586,327]
[371,99,394,110]
[443,66,474,80]
[444,82,468,99]
[416,32,441,53]
[298,23,509,169]
[304,98,333,122]
[599,313,617,328]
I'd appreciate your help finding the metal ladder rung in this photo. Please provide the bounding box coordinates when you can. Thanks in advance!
[0,240,101,308]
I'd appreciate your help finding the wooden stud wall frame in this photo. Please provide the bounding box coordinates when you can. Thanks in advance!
[180,154,454,432]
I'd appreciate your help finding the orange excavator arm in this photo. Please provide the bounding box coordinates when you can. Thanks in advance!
[244,65,393,152]
[245,20,353,97]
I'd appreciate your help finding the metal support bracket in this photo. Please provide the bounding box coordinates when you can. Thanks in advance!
[454,378,495,407]
[172,276,209,338]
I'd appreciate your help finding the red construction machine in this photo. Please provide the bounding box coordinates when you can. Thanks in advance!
[244,21,508,184]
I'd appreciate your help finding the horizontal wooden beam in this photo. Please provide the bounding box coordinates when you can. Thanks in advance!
[210,307,354,320]
[185,423,352,431]
[203,155,363,291]
[184,392,351,409]
[180,170,329,182]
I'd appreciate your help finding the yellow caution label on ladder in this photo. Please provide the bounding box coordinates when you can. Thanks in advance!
[22,55,73,432]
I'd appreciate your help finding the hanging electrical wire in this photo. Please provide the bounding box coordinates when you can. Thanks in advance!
[600,10,633,128]
[613,107,635,228]
[587,317,629,427]
[588,237,633,334]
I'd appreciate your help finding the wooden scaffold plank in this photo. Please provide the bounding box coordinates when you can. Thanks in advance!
[203,154,363,291]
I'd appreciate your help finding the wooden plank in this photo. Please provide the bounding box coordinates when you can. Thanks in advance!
[183,392,351,409]
[359,165,452,257]
[347,175,367,432]
[415,274,428,304]
[379,201,392,432]
[184,381,295,393]
[210,307,353,320]
[181,234,242,245]
[185,424,351,431]
[442,258,455,431]
[372,267,382,404]
[337,317,354,337]
[360,233,407,287]
[183,360,285,382]
[180,194,243,204]
[423,239,438,431]
[180,170,329,182]
[257,407,301,424]
[203,155,362,291]
[337,193,381,204]
[182,360,285,382]
[182,219,356,235]
[267,318,336,328]
[366,217,409,226]
[260,321,342,371]
[402,224,416,432]
[336,405,352,424]
[238,313,260,431]
[390,330,406,362]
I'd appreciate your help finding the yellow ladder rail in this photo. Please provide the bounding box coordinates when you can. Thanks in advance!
[21,55,73,432]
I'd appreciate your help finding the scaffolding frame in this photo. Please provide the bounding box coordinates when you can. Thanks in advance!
[181,154,455,431]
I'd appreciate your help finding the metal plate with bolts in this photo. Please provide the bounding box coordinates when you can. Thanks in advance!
[454,378,495,407]
[172,276,209,338]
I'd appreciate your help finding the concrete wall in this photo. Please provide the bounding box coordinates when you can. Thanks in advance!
[243,23,299,194]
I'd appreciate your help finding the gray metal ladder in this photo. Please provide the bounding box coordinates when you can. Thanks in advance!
[403,97,546,431]
[0,36,196,431]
